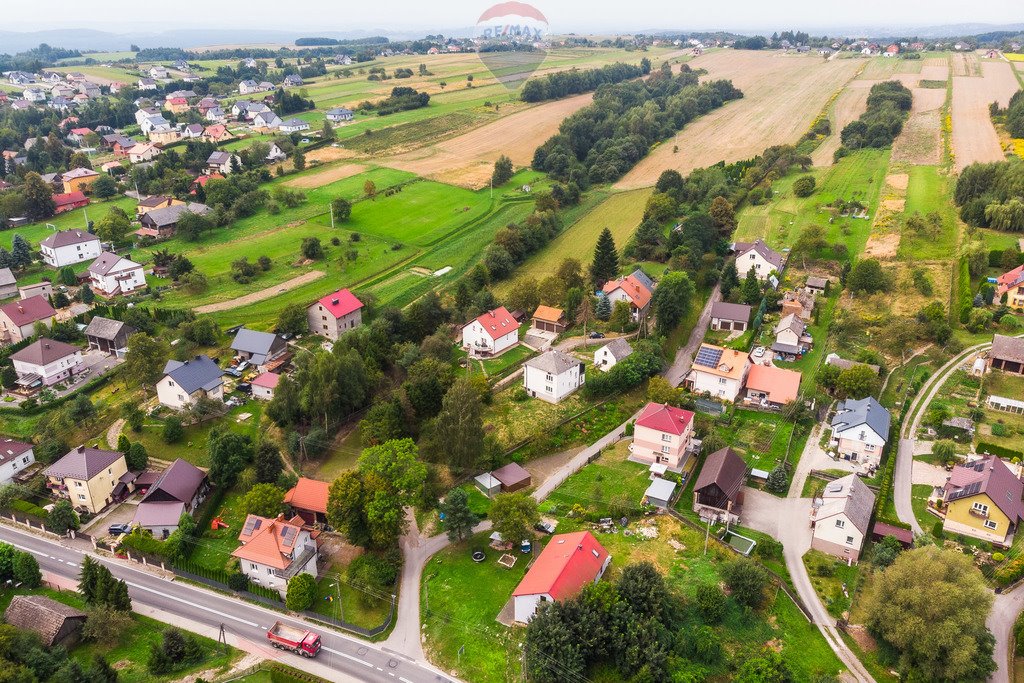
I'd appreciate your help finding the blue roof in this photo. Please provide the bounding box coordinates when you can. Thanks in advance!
[163,355,223,394]
[831,396,891,441]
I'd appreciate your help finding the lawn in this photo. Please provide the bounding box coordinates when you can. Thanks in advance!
[187,488,248,573]
[803,549,863,618]
[4,196,137,251]
[483,386,588,451]
[911,484,937,533]
[540,438,656,517]
[715,409,801,480]
[0,587,238,683]
[479,344,534,378]
[313,560,394,632]
[897,165,959,261]
[132,401,264,468]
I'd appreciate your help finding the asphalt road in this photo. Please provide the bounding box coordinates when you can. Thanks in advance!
[0,525,454,683]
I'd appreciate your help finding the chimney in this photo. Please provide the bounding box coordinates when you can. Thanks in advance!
[43,343,50,349]
[76,445,85,453]
[331,298,339,306]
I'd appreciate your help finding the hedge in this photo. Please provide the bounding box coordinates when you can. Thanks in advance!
[977,442,1024,460]
[10,499,49,519]
[954,256,971,324]
[996,557,1024,587]
[0,370,116,416]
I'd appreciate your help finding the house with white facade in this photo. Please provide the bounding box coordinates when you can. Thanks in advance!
[251,111,282,129]
[11,338,84,389]
[307,288,363,341]
[523,350,585,404]
[0,296,56,343]
[87,252,146,297]
[462,307,520,356]
[326,108,354,122]
[685,344,751,403]
[828,397,891,468]
[207,151,241,175]
[732,239,785,283]
[39,230,101,267]
[594,337,632,372]
[233,514,319,594]
[601,269,654,321]
[156,355,224,410]
[0,439,36,485]
[251,372,280,400]
[279,118,310,133]
[512,531,610,623]
[810,474,875,563]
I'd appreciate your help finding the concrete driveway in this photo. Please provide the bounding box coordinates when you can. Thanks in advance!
[911,461,948,487]
[57,349,121,398]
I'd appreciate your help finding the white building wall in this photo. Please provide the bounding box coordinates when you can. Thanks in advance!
[41,239,102,268]
[93,266,146,295]
[252,385,274,401]
[594,347,618,371]
[689,371,743,402]
[514,593,551,623]
[13,351,83,386]
[736,250,777,281]
[523,364,584,404]
[812,512,864,558]
[462,321,518,355]
[0,448,35,485]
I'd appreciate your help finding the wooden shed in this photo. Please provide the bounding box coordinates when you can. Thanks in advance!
[4,595,87,647]
[492,462,532,493]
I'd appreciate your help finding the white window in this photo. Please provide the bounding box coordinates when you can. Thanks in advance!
[865,444,875,451]
[266,568,273,575]
[661,445,670,454]
[835,519,845,529]
[545,374,553,382]
[972,502,989,515]
[718,377,726,385]
[846,536,854,545]
[545,385,553,393]
[985,520,998,530]
[661,434,671,442]
[75,481,83,487]
[78,494,86,501]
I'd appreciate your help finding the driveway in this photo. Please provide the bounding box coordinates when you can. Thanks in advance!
[665,284,720,386]
[59,349,121,398]
[988,588,1024,683]
[911,461,947,487]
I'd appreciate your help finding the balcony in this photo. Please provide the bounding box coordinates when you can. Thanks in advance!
[274,544,317,580]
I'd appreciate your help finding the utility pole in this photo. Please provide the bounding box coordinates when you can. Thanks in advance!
[330,203,335,229]
[703,515,711,555]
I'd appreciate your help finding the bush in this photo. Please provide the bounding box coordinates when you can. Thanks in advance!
[693,582,726,623]
[285,573,318,611]
[977,442,1023,460]
[793,176,816,197]
[721,558,769,609]
[163,417,184,444]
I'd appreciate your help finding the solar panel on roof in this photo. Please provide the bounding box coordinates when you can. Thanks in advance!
[242,516,262,536]
[281,525,297,547]
[694,346,724,369]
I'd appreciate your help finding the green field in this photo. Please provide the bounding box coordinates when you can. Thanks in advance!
[898,165,959,260]
[132,400,263,469]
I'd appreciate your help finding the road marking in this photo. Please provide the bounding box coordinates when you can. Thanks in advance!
[66,562,77,567]
[399,678,413,683]
[123,580,259,627]
[323,648,373,668]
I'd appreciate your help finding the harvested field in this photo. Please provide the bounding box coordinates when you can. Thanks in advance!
[616,51,862,189]
[379,92,594,189]
[812,84,872,166]
[886,173,909,191]
[951,52,982,77]
[863,233,900,259]
[303,146,361,164]
[951,61,1020,171]
[284,162,367,188]
[892,112,943,164]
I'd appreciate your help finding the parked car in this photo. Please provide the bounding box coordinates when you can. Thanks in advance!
[236,383,252,394]
[109,523,132,536]
[589,331,604,339]
[752,346,766,358]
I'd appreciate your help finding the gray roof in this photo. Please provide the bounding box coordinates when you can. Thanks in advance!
[326,107,353,116]
[162,355,223,394]
[824,353,880,375]
[45,445,123,480]
[231,328,284,365]
[281,118,308,127]
[526,349,581,375]
[734,239,785,270]
[644,477,677,504]
[88,251,141,276]
[133,501,185,527]
[806,276,828,289]
[84,316,134,341]
[710,301,751,322]
[40,229,99,249]
[11,338,80,366]
[817,474,875,534]
[630,268,655,292]
[598,337,633,361]
[992,334,1024,365]
[207,151,233,165]
[831,397,891,442]
[774,313,805,336]
[142,202,210,228]
[771,341,801,355]
[0,268,15,287]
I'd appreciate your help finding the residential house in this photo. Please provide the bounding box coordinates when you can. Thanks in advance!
[523,350,585,404]
[772,313,812,359]
[44,445,128,513]
[780,290,815,322]
[61,167,99,194]
[148,128,180,145]
[141,115,172,136]
[233,513,319,593]
[744,364,801,408]
[989,335,1024,375]
[11,338,84,388]
[307,288,363,340]
[243,58,259,68]
[0,269,16,299]
[732,239,785,283]
[279,118,310,133]
[231,101,253,118]
[531,305,566,334]
[284,477,330,525]
[283,74,303,87]
[40,172,64,190]
[202,124,232,142]
[207,151,241,175]
[230,328,287,371]
[66,127,92,145]
[685,344,751,402]
[824,352,880,376]
[805,276,829,296]
[197,97,218,114]
[811,474,875,562]
[102,133,134,151]
[23,88,46,102]
[941,456,1024,546]
[0,439,36,485]
[49,96,73,111]
[156,355,225,410]
[77,83,100,99]
[251,110,282,130]
[491,462,532,493]
[692,447,747,523]
[828,396,891,468]
[630,401,696,470]
[601,270,654,321]
[462,307,520,356]
[87,251,146,297]
[136,195,183,217]
[594,337,633,372]
[10,100,31,111]
[163,96,189,114]
[84,316,135,356]
[173,60,191,72]
[205,107,226,123]
[238,80,264,95]
[251,371,280,400]
[137,202,210,239]
[149,66,168,79]
[265,143,286,162]
[52,191,89,214]
[0,296,56,343]
[8,72,36,86]
[132,459,209,538]
[709,301,751,332]
[997,265,1024,310]
[512,531,611,623]
[18,282,52,300]
[138,78,157,91]
[4,596,87,648]
[181,123,204,139]
[127,142,161,164]
[135,107,162,126]
[326,108,354,122]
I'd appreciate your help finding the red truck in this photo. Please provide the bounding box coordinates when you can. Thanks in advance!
[267,621,322,657]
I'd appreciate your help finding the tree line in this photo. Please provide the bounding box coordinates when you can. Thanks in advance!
[520,60,651,103]
[955,158,1024,232]
[836,80,912,158]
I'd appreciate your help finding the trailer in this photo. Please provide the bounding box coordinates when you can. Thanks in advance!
[267,621,322,657]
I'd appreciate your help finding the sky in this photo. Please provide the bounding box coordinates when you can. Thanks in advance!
[3,0,1023,34]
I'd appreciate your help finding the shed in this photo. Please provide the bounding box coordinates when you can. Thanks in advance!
[4,595,87,647]
[491,462,532,492]
[474,472,501,497]
[693,447,746,520]
[871,521,913,549]
[643,478,677,509]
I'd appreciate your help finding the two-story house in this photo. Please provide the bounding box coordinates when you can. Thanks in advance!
[462,307,520,357]
[0,439,36,486]
[523,350,585,404]
[693,447,747,524]
[307,288,363,341]
[132,459,209,538]
[0,296,56,343]
[230,328,287,372]
[156,355,224,410]
[685,344,751,403]
[996,264,1024,310]
[39,229,101,268]
[601,269,654,321]
[828,396,891,468]
[61,167,100,194]
[44,446,128,513]
[10,338,83,388]
[772,313,812,360]
[87,252,146,297]
[810,474,875,562]
[732,239,785,283]
[941,456,1024,546]
[233,514,319,594]
[630,402,696,470]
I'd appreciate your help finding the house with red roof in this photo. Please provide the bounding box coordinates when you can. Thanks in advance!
[629,402,696,470]
[601,269,654,321]
[744,364,802,409]
[52,191,89,214]
[996,264,1024,310]
[284,477,330,525]
[250,371,280,401]
[233,513,319,593]
[307,288,363,341]
[0,295,56,343]
[512,531,611,623]
[462,307,520,356]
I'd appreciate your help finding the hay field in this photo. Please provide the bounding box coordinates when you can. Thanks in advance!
[614,51,862,190]
[812,82,874,166]
[377,92,593,188]
[951,61,1020,171]
[892,62,949,165]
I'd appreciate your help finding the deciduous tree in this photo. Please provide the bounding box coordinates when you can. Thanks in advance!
[489,492,538,546]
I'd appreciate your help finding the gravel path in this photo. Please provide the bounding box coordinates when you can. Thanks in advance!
[194,270,325,314]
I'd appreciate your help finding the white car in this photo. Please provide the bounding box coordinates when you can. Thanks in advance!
[752,346,766,358]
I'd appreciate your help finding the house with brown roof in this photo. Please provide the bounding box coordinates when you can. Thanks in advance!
[693,447,746,523]
[4,595,87,647]
[531,305,566,334]
[39,229,101,268]
[284,477,330,525]
[732,239,785,284]
[10,338,83,389]
[88,252,146,297]
[811,474,875,562]
[491,462,532,492]
[710,301,751,332]
[84,316,136,356]
[780,290,815,322]
[132,458,209,538]
[45,445,128,513]
[0,295,56,343]
[233,514,319,593]
[744,364,802,408]
[0,438,35,485]
[989,334,1024,375]
[940,455,1024,546]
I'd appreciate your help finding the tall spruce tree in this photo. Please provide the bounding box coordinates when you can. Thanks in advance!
[11,234,32,269]
[590,228,619,285]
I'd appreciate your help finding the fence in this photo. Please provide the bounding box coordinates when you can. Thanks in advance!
[219,661,332,683]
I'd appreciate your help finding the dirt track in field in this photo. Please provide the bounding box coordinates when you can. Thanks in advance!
[285,162,367,188]
[378,92,594,189]
[951,61,1019,171]
[615,51,862,189]
[194,270,325,313]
